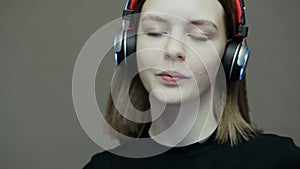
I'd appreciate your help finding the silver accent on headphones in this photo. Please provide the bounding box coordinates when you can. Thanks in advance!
[237,40,248,66]
[123,30,128,65]
[229,43,241,79]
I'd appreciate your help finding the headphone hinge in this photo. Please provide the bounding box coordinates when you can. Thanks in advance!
[237,26,248,38]
[122,9,133,20]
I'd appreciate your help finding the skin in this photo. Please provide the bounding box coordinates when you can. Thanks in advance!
[136,0,227,146]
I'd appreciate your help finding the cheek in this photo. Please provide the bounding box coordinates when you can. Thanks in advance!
[187,41,225,86]
[136,42,163,71]
[190,44,222,72]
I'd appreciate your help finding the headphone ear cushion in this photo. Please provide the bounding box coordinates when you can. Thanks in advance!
[124,30,137,59]
[114,29,137,65]
[222,40,240,80]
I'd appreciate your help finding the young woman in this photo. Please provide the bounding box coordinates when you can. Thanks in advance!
[84,0,300,168]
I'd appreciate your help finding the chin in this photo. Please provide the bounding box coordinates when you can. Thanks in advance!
[151,87,199,105]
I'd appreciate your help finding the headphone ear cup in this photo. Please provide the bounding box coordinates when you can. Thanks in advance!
[222,40,250,80]
[234,40,249,80]
[113,29,137,65]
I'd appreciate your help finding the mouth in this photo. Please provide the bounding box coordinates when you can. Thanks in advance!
[156,71,189,85]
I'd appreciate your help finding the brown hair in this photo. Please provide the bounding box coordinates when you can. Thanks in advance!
[105,0,260,145]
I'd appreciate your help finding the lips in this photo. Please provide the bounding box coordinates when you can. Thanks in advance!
[156,71,189,85]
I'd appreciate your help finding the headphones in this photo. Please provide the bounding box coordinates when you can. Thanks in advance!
[114,0,250,81]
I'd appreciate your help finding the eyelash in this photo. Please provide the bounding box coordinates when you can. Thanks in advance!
[146,32,209,41]
[146,32,165,37]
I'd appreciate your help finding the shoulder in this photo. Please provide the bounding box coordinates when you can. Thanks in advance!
[234,133,300,167]
[247,133,300,150]
[82,151,109,169]
[83,150,126,169]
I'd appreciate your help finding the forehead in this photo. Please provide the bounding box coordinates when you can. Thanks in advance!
[141,0,224,27]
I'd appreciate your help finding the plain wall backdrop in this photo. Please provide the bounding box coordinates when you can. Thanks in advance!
[1,0,299,168]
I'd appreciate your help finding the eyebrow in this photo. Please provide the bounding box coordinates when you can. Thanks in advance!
[189,19,218,30]
[141,15,168,23]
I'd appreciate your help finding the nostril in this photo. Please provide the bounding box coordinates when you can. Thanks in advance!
[164,50,186,61]
[178,55,185,61]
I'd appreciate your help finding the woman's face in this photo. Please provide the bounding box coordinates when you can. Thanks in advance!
[136,0,227,104]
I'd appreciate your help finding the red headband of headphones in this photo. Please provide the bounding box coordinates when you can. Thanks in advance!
[235,0,243,25]
[125,0,247,37]
[129,0,137,10]
[127,0,245,24]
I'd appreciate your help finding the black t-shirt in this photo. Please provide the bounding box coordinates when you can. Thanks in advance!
[83,133,300,169]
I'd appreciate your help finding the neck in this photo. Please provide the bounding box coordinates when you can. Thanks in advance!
[148,88,219,147]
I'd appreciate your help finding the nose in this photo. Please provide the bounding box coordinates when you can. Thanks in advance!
[164,37,186,61]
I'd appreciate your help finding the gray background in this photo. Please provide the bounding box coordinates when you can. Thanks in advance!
[1,0,299,168]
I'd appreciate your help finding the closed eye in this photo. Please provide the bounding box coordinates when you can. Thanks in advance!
[188,34,208,41]
[146,32,166,37]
